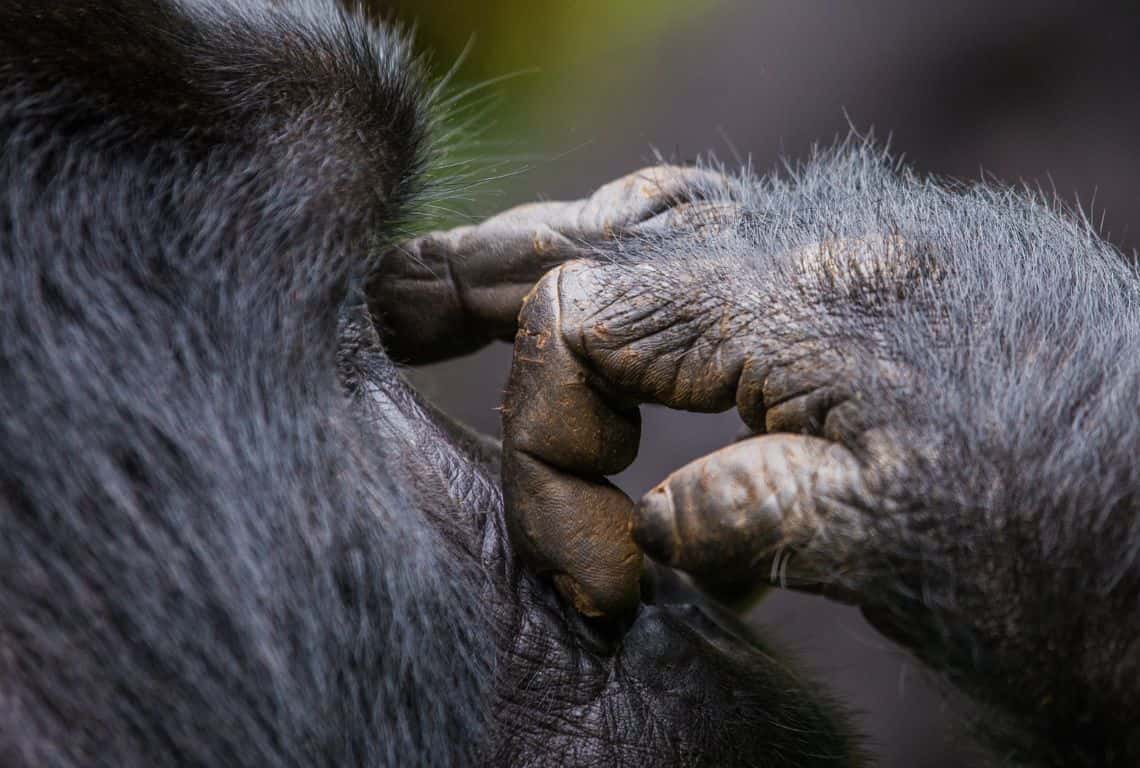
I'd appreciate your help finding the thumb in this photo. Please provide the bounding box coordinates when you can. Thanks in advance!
[633,434,870,599]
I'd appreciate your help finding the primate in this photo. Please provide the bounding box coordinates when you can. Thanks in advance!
[0,3,1135,768]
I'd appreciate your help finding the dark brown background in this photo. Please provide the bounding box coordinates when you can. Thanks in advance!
[376,2,1140,764]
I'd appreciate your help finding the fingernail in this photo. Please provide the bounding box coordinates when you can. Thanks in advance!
[633,485,680,565]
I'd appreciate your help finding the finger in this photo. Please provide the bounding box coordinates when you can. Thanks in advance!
[496,171,741,620]
[632,434,870,600]
[628,200,741,236]
[500,250,747,621]
[502,452,641,619]
[367,204,582,364]
[369,166,734,364]
[573,165,733,234]
[501,267,643,619]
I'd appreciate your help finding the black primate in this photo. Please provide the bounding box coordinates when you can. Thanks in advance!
[1,2,1136,768]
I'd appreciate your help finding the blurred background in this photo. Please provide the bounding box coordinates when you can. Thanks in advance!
[370,2,1140,765]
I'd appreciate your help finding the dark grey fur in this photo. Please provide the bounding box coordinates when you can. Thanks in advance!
[0,1,488,765]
